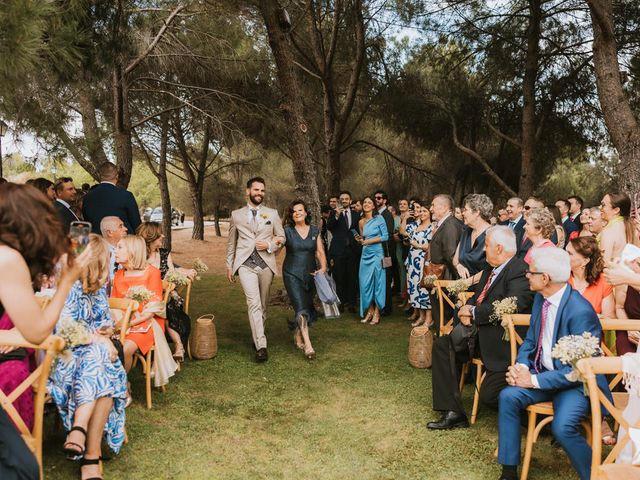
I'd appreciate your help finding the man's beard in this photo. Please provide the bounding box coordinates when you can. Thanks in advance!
[250,194,264,205]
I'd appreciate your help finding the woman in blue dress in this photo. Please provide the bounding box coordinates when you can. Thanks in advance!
[357,196,389,325]
[48,234,127,479]
[404,202,433,327]
[282,200,328,359]
[452,194,492,283]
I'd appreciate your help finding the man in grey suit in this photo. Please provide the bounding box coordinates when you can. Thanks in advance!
[226,177,285,362]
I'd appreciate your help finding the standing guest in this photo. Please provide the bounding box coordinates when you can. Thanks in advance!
[604,260,640,355]
[404,202,433,327]
[504,197,525,243]
[578,208,592,237]
[0,182,92,480]
[357,195,388,325]
[328,196,338,210]
[454,207,463,222]
[112,235,174,379]
[497,208,509,224]
[396,199,410,310]
[599,192,637,263]
[555,198,579,241]
[32,177,56,201]
[54,176,80,232]
[568,195,584,229]
[497,248,609,480]
[547,205,566,248]
[100,216,128,285]
[429,194,464,332]
[82,162,141,235]
[428,227,533,430]
[587,206,607,237]
[226,177,285,362]
[522,208,557,265]
[352,199,363,214]
[282,200,328,360]
[320,204,332,258]
[452,194,492,281]
[136,222,195,362]
[326,191,360,313]
[375,190,396,314]
[47,235,127,478]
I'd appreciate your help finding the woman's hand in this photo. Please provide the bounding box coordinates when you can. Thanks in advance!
[628,330,640,345]
[0,345,17,354]
[312,268,327,276]
[604,259,640,286]
[456,264,470,279]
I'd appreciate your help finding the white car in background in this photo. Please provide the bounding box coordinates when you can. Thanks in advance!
[149,207,163,223]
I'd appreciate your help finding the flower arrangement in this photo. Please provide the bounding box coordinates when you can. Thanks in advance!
[422,274,438,289]
[193,258,209,280]
[489,296,519,340]
[446,279,471,307]
[164,270,189,288]
[56,316,92,351]
[552,332,602,383]
[125,285,154,303]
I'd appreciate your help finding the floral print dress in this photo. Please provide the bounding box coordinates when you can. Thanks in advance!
[404,222,433,309]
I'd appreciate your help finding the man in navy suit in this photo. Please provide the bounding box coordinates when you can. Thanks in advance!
[82,162,141,234]
[54,177,80,232]
[326,191,361,312]
[497,247,610,480]
[555,198,579,242]
[505,197,525,244]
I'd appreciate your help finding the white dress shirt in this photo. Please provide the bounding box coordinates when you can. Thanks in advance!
[436,212,452,228]
[528,284,567,388]
[108,243,117,283]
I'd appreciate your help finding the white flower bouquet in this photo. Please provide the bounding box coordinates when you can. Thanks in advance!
[56,315,92,351]
[125,285,154,303]
[551,332,602,383]
[422,274,438,289]
[193,258,209,280]
[446,279,471,307]
[164,270,189,288]
[489,296,519,341]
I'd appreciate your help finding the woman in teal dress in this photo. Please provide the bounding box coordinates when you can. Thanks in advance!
[357,196,389,325]
[282,200,328,359]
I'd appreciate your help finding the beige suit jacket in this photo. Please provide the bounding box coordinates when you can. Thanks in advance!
[226,205,285,275]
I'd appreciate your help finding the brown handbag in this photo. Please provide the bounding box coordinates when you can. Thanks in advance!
[420,236,445,288]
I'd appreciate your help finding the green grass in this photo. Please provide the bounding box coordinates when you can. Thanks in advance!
[43,275,576,479]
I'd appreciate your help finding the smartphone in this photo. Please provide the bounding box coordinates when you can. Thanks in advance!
[350,228,361,239]
[69,221,91,254]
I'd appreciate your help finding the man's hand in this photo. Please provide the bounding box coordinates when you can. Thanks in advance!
[506,364,534,388]
[458,304,473,326]
[255,240,269,251]
[226,268,235,283]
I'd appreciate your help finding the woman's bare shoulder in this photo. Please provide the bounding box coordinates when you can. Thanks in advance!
[0,245,25,266]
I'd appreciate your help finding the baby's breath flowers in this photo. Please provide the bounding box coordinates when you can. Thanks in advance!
[552,332,602,383]
[489,296,519,341]
[125,286,154,304]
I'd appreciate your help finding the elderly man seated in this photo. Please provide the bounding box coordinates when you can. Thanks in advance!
[497,247,611,480]
[427,226,534,430]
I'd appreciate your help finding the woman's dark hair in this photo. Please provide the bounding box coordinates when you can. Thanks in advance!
[570,236,604,285]
[0,183,69,287]
[31,177,54,198]
[285,199,310,227]
[546,205,562,226]
[362,195,379,216]
[607,192,635,243]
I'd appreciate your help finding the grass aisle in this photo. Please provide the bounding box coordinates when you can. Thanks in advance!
[44,275,575,479]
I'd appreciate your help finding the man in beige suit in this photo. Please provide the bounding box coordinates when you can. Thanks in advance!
[226,177,285,362]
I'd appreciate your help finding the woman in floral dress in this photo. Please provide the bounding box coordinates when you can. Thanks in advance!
[404,202,433,327]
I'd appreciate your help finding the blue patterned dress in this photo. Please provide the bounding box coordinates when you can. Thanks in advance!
[48,282,127,453]
[405,222,433,309]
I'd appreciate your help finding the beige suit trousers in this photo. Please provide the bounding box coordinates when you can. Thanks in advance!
[237,265,273,350]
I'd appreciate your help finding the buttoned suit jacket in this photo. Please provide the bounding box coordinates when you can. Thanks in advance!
[226,206,285,275]
[429,214,464,279]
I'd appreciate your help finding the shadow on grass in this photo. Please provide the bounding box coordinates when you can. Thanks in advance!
[43,275,575,479]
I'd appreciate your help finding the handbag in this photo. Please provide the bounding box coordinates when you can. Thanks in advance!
[449,322,478,355]
[420,240,445,288]
[382,241,392,269]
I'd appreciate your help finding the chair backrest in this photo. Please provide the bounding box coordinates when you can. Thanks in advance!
[599,318,640,388]
[179,278,193,315]
[0,331,65,478]
[505,314,532,365]
[35,295,51,309]
[162,280,175,304]
[434,280,470,334]
[108,297,139,343]
[577,356,635,476]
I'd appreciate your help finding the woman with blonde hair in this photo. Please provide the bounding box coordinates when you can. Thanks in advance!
[136,222,195,361]
[522,208,557,264]
[48,234,127,478]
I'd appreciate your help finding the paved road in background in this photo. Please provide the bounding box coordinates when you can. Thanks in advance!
[171,220,218,231]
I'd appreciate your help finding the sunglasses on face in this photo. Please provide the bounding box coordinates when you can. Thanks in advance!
[524,205,531,210]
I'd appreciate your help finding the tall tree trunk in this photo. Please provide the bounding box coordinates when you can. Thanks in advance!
[587,0,640,192]
[519,0,541,198]
[158,115,172,250]
[260,0,321,220]
[190,186,205,240]
[113,66,133,188]
[214,198,222,237]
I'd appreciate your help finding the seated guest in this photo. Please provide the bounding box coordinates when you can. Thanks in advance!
[136,222,195,361]
[54,176,80,232]
[0,182,91,479]
[112,235,174,378]
[48,234,127,479]
[521,208,557,264]
[452,194,492,282]
[31,177,56,202]
[100,216,128,285]
[497,247,610,480]
[427,226,533,430]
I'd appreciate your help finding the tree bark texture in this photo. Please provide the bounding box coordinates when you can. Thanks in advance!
[260,0,321,220]
[158,115,172,251]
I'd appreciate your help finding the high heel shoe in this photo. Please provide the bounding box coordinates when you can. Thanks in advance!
[411,317,426,328]
[407,309,419,322]
[360,311,373,323]
[293,328,305,350]
[80,456,103,480]
[173,342,185,362]
[370,311,380,325]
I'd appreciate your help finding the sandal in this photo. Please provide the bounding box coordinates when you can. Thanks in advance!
[63,425,87,460]
[80,457,103,480]
[173,342,185,362]
[293,328,304,350]
[602,420,617,446]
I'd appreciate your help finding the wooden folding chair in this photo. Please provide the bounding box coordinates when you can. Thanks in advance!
[577,356,640,480]
[176,279,194,360]
[434,280,471,336]
[0,331,65,479]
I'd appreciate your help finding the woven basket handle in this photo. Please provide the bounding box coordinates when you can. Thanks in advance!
[196,314,215,324]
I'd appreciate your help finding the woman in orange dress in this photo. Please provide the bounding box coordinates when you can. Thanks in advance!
[112,235,164,372]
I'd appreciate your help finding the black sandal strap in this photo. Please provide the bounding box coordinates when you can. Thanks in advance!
[80,457,101,466]
[68,425,87,437]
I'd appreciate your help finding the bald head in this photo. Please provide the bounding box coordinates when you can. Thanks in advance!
[100,216,127,245]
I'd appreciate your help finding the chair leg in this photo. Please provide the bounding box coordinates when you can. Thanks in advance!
[470,369,485,425]
[459,363,469,393]
[145,353,152,410]
[520,410,537,480]
[187,341,192,361]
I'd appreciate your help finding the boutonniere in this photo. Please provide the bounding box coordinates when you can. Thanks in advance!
[260,213,268,220]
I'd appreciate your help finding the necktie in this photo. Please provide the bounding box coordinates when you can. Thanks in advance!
[251,208,257,217]
[343,210,349,227]
[475,270,495,305]
[534,299,551,373]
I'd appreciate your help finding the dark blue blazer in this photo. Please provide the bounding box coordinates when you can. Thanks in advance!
[82,183,142,234]
[516,286,610,394]
[54,200,79,233]
[326,208,361,257]
[563,218,579,240]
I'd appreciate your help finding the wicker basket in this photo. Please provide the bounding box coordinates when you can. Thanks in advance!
[190,314,218,360]
[408,325,433,368]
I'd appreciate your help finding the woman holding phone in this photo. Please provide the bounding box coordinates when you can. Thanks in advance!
[404,201,433,327]
[0,182,92,480]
